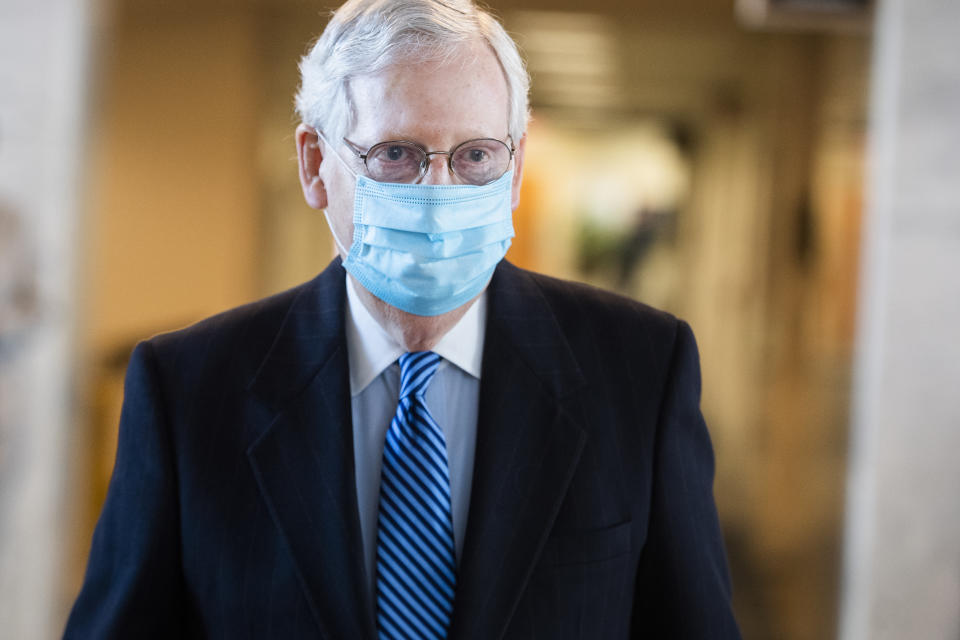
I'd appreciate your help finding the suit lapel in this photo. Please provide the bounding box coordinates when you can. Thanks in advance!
[242,259,587,640]
[449,262,589,640]
[246,259,376,640]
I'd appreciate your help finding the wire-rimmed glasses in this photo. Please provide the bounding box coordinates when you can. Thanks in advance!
[343,136,515,185]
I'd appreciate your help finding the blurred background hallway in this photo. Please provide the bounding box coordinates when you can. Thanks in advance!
[1,0,957,638]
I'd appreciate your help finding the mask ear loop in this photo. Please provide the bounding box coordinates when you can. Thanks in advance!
[323,209,351,257]
[311,127,357,257]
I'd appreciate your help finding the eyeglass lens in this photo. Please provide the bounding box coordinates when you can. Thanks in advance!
[364,139,511,185]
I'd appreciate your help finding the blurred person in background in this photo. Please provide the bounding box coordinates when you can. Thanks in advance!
[64,0,740,638]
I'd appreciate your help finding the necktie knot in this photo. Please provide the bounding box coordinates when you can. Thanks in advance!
[398,351,442,399]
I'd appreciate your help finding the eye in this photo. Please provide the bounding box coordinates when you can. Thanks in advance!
[451,139,512,185]
[466,148,489,163]
[384,145,410,162]
[365,141,425,183]
[454,140,502,167]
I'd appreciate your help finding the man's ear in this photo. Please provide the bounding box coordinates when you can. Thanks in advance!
[296,124,328,210]
[510,133,527,210]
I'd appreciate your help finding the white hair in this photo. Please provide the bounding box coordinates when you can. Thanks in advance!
[294,0,530,144]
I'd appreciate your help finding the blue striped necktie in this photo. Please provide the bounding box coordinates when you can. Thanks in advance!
[376,351,456,640]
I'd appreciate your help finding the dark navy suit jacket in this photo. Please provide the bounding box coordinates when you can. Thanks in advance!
[65,259,741,639]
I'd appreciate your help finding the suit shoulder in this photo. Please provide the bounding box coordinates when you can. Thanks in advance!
[495,264,689,386]
[148,280,307,353]
[136,276,327,394]
[520,267,681,338]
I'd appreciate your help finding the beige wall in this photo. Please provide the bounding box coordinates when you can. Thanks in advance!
[71,8,269,619]
[84,10,261,353]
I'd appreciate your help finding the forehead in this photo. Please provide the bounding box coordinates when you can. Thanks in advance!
[348,42,510,145]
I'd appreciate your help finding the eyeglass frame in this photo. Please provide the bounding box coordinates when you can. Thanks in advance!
[341,135,516,185]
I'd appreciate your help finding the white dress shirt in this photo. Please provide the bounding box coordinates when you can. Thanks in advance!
[343,274,484,599]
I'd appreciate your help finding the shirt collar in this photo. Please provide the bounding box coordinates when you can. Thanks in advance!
[344,274,486,396]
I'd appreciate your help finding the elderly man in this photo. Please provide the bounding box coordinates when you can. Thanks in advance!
[66,1,740,638]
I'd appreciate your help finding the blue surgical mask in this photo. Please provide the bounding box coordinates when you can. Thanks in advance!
[322,140,515,316]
